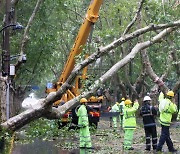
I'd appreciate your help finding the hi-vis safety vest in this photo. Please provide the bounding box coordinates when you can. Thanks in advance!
[159,98,177,126]
[123,102,139,129]
[110,104,120,113]
[77,104,89,127]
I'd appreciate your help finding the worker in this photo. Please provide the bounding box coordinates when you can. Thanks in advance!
[156,91,178,152]
[123,99,139,150]
[140,96,158,151]
[119,97,125,128]
[110,102,120,129]
[77,98,92,149]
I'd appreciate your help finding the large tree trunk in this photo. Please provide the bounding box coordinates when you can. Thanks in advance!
[0,77,7,122]
[0,77,23,122]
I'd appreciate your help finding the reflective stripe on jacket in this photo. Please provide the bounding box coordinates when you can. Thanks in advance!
[123,102,139,129]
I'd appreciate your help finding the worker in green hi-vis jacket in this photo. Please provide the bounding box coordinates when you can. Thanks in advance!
[156,91,178,152]
[119,97,125,128]
[110,102,120,129]
[77,98,92,149]
[123,99,139,150]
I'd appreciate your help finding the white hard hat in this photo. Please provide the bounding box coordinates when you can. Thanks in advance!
[143,96,151,101]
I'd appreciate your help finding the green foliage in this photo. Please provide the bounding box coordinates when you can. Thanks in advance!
[15,118,99,150]
[3,0,179,99]
[80,75,95,92]
[12,0,89,97]
[0,127,13,154]
[0,127,13,142]
[24,119,61,140]
[18,118,81,143]
[144,0,179,24]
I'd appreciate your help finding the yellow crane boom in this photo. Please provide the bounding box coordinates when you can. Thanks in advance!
[58,0,103,84]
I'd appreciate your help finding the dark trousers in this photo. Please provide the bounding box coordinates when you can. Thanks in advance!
[157,125,174,151]
[144,126,157,150]
[120,115,123,128]
[110,117,112,127]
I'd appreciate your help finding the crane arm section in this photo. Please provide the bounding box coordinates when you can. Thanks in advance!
[58,0,103,84]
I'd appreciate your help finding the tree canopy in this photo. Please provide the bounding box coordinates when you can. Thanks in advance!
[0,0,179,131]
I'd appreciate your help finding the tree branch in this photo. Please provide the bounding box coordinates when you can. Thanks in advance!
[123,0,145,35]
[15,0,43,71]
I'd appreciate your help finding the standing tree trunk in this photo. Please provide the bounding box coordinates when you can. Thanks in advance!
[0,77,7,122]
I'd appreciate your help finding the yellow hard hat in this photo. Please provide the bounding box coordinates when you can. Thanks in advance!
[116,102,120,105]
[90,96,96,100]
[80,98,88,103]
[98,96,103,100]
[121,97,125,101]
[124,99,132,105]
[166,91,174,97]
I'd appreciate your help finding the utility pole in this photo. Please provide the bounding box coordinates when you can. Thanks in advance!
[2,0,11,77]
[2,0,11,120]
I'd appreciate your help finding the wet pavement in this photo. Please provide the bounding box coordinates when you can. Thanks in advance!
[12,138,80,154]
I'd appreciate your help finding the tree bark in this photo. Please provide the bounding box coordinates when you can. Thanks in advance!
[0,77,8,122]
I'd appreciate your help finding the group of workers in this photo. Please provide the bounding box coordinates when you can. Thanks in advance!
[76,90,180,153]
